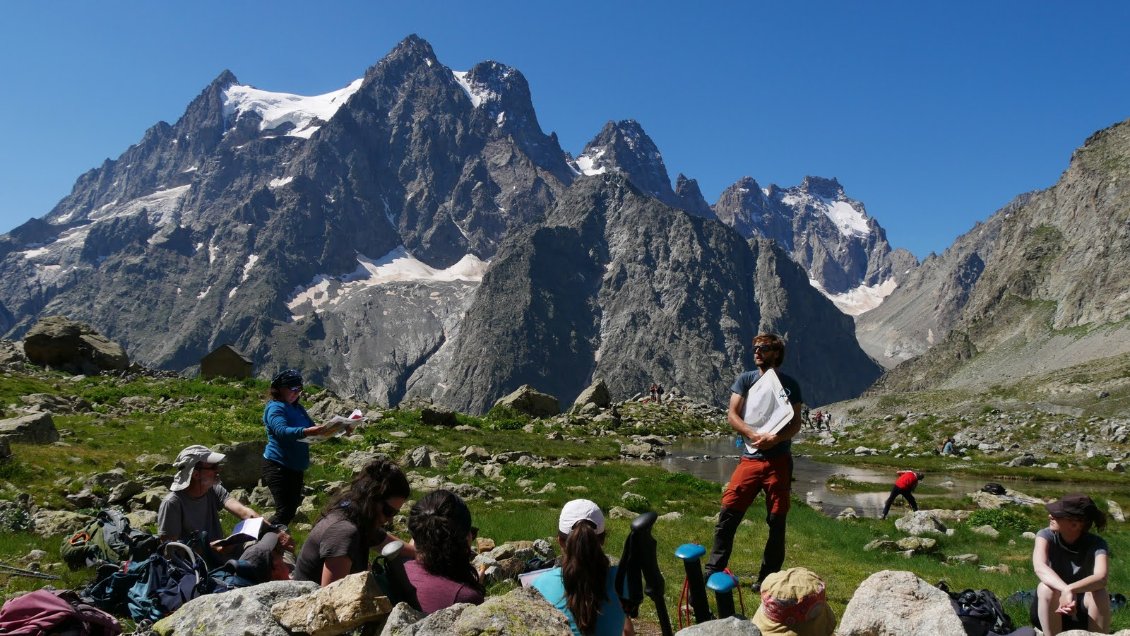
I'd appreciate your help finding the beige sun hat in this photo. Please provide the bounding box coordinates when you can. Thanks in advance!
[751,567,837,636]
[169,444,226,491]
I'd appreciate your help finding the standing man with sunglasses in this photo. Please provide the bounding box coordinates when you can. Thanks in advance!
[704,333,804,593]
[158,445,259,565]
[262,369,333,526]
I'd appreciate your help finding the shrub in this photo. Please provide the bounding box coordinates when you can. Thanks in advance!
[967,507,1032,533]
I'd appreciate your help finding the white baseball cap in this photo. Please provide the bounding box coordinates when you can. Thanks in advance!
[558,499,605,535]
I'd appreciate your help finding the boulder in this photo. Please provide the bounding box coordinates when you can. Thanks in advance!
[493,385,560,418]
[20,393,89,414]
[379,602,426,636]
[152,579,317,636]
[0,412,59,444]
[420,407,458,427]
[621,492,650,510]
[214,439,266,490]
[271,571,391,636]
[894,511,948,536]
[403,446,435,468]
[22,316,129,374]
[1108,499,1126,523]
[453,587,571,634]
[30,510,94,538]
[570,379,612,414]
[675,616,762,635]
[838,570,966,636]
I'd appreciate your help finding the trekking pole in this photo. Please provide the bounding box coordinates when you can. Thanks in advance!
[706,571,739,618]
[674,543,711,625]
[616,512,672,636]
[0,562,62,580]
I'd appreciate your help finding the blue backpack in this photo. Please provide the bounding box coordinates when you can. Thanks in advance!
[127,542,216,621]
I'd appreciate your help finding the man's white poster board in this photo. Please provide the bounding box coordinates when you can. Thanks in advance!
[741,369,794,454]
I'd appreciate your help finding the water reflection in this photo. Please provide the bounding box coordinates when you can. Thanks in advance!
[659,437,993,518]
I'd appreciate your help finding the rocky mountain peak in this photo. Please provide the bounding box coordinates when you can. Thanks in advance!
[799,175,844,198]
[575,120,689,213]
[673,174,715,219]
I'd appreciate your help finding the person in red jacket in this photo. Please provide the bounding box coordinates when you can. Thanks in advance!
[880,470,923,519]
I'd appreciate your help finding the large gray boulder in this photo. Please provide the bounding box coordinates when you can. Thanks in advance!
[386,587,571,636]
[30,510,94,538]
[492,385,560,418]
[894,511,948,536]
[152,580,317,636]
[214,439,266,491]
[676,616,762,635]
[838,570,964,636]
[0,412,59,444]
[271,571,391,636]
[22,316,129,374]
[570,379,611,414]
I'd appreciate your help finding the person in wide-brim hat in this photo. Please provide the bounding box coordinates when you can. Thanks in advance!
[752,567,837,636]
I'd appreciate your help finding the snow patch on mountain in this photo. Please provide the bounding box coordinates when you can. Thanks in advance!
[452,71,500,108]
[575,148,608,176]
[285,247,489,320]
[782,192,870,238]
[810,277,898,316]
[269,177,294,189]
[222,79,363,139]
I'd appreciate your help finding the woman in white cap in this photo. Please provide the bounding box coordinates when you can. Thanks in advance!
[157,444,259,565]
[1031,492,1110,635]
[532,499,633,636]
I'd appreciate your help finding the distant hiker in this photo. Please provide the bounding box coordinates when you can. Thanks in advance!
[705,333,804,592]
[405,489,485,613]
[812,410,824,431]
[1032,493,1110,635]
[656,384,664,404]
[880,470,923,520]
[262,369,339,526]
[157,445,260,566]
[531,499,633,636]
[294,458,414,586]
[941,437,956,455]
[752,567,836,636]
[649,383,659,402]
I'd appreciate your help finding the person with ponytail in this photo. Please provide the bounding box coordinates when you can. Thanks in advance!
[532,500,634,636]
[294,458,414,586]
[404,489,485,613]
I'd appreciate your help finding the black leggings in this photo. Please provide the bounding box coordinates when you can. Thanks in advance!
[882,486,918,517]
[261,460,304,525]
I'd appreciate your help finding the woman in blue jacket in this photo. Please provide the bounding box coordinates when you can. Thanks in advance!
[261,369,330,525]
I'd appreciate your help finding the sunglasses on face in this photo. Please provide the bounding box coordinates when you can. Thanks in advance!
[753,345,776,353]
[288,385,303,393]
[381,500,399,518]
[196,463,220,472]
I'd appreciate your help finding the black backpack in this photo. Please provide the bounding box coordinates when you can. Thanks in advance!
[949,588,1015,636]
[981,483,1007,496]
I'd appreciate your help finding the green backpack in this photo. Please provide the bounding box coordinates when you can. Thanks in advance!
[60,509,159,570]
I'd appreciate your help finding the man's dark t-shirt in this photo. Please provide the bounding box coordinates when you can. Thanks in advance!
[731,370,803,460]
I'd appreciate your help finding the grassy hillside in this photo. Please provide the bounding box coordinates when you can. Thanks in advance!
[2,364,1128,631]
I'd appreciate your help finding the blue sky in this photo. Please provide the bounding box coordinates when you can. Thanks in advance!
[1,2,1128,259]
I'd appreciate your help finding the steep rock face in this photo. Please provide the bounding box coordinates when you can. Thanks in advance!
[868,117,1130,388]
[714,176,913,308]
[854,210,1006,366]
[0,35,573,373]
[420,176,881,413]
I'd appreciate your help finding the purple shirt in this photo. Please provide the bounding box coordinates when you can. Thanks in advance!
[403,558,484,614]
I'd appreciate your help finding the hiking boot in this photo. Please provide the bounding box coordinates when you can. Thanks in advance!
[750,579,763,593]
